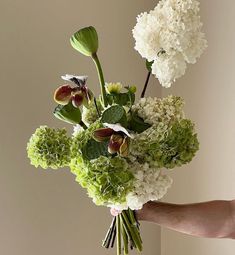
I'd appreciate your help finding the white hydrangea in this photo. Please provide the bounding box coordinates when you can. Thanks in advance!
[133,0,207,87]
[126,162,173,210]
[110,162,173,211]
[132,95,185,125]
[151,51,187,88]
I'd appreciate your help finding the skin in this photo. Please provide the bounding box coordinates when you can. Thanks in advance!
[134,200,235,239]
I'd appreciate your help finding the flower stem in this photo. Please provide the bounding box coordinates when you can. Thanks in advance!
[102,217,116,249]
[120,216,128,255]
[94,97,101,117]
[141,71,151,98]
[79,120,88,130]
[92,53,108,107]
[121,211,142,252]
[111,225,116,248]
[116,215,122,255]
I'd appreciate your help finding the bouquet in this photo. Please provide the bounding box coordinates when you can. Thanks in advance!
[27,0,206,254]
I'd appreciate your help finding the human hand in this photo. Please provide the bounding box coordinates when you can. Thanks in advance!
[110,202,152,220]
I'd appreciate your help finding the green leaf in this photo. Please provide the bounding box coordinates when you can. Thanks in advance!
[81,139,109,160]
[129,112,151,133]
[101,105,127,126]
[109,93,135,106]
[53,101,82,125]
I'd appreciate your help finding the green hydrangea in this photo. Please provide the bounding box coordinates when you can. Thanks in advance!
[82,99,103,126]
[70,122,134,206]
[27,126,72,169]
[130,119,199,169]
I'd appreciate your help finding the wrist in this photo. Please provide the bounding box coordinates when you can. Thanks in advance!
[136,201,157,221]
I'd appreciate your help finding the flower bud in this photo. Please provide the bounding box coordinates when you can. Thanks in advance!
[93,128,114,142]
[108,134,124,154]
[70,26,98,57]
[71,91,84,108]
[129,85,137,93]
[105,82,123,94]
[54,85,73,105]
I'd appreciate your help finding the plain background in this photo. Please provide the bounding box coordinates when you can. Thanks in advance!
[161,1,235,254]
[0,1,161,255]
[0,0,235,255]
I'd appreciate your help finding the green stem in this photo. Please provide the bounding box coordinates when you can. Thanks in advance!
[79,120,88,130]
[120,217,128,255]
[122,211,142,252]
[92,53,108,107]
[93,97,101,117]
[128,209,142,243]
[116,215,122,255]
[128,209,136,225]
[141,71,151,98]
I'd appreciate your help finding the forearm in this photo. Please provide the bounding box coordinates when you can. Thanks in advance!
[137,200,235,239]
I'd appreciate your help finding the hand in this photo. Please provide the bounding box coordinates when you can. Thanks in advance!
[110,202,153,220]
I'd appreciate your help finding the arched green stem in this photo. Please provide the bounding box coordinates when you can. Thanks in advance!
[92,53,108,107]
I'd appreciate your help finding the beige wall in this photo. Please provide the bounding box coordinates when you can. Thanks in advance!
[0,1,161,255]
[2,1,234,255]
[161,1,235,254]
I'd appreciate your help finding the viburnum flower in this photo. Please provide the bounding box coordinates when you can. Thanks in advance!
[27,126,71,169]
[133,0,208,87]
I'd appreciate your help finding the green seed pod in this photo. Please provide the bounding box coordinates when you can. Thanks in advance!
[70,26,98,57]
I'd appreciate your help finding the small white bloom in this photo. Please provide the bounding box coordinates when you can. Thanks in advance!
[72,124,84,136]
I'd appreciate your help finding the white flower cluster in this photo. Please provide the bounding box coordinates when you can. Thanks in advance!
[126,162,173,210]
[132,95,185,125]
[111,162,173,211]
[133,0,207,87]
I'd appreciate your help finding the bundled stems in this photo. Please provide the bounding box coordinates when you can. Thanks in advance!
[92,53,108,107]
[102,209,143,255]
[141,71,151,98]
[120,217,128,255]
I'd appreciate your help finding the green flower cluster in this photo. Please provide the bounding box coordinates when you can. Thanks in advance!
[70,123,134,206]
[82,99,103,126]
[27,126,72,169]
[130,119,199,169]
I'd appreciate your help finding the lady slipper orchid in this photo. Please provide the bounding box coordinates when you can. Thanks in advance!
[93,124,132,157]
[71,91,84,108]
[54,84,73,105]
[93,128,115,142]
